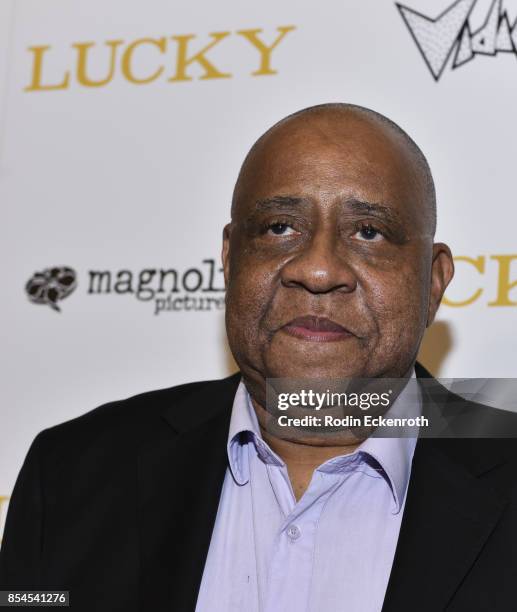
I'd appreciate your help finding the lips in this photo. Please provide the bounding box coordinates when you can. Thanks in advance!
[282,315,354,342]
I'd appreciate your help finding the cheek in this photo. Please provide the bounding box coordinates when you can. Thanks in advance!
[364,266,429,346]
[225,254,277,350]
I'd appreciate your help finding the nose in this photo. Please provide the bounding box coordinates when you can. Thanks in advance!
[280,229,358,294]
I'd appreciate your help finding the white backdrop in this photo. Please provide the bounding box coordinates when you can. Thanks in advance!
[1,0,517,539]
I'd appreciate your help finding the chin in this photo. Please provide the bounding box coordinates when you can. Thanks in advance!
[264,335,368,378]
[265,355,370,380]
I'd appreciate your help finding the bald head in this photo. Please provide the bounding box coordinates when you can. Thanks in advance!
[232,103,436,236]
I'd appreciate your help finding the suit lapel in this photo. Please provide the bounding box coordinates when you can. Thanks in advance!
[137,374,241,612]
[383,369,508,611]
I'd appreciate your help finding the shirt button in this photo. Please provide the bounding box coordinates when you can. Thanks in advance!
[286,524,301,541]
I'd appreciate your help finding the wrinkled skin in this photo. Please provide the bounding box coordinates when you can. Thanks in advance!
[222,108,454,416]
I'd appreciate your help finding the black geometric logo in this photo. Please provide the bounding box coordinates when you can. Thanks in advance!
[397,0,517,81]
[25,266,77,312]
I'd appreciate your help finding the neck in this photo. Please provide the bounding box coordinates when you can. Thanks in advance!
[252,398,362,500]
[247,363,416,500]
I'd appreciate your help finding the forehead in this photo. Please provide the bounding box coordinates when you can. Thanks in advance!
[235,114,425,215]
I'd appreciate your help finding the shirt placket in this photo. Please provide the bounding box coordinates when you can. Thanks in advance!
[262,467,344,612]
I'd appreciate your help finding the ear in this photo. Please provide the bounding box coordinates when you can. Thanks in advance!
[427,242,454,327]
[221,223,232,289]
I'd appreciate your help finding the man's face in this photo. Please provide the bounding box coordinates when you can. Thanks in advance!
[223,112,453,399]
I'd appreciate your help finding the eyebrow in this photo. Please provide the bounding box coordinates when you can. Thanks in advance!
[344,198,401,223]
[254,196,306,211]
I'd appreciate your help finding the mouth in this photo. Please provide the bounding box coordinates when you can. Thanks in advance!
[281,315,355,343]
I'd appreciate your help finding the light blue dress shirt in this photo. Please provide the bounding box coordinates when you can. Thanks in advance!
[195,376,420,612]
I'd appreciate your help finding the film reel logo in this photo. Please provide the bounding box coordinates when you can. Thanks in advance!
[25,266,77,312]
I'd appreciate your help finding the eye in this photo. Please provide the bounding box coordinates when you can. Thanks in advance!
[354,223,383,242]
[267,222,297,236]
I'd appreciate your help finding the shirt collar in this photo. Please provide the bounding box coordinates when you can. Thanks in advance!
[227,370,421,511]
[357,369,421,512]
[227,380,283,485]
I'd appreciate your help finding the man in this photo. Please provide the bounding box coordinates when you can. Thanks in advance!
[1,104,517,611]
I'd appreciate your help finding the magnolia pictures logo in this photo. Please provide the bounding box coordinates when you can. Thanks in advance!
[25,259,225,314]
[397,0,517,80]
[25,266,77,312]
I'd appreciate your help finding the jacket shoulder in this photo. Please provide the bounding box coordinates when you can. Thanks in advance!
[37,372,241,452]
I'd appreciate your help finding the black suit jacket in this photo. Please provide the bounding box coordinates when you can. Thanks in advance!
[1,363,517,611]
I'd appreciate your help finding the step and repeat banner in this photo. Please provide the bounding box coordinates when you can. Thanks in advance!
[1,0,516,538]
